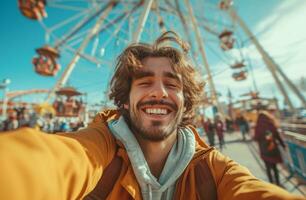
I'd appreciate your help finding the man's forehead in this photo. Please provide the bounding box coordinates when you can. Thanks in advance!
[133,68,182,81]
[133,56,182,79]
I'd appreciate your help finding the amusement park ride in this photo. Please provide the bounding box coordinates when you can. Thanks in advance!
[1,0,305,123]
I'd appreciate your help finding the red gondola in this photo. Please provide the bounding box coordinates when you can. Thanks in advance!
[18,0,47,20]
[232,71,247,81]
[32,46,60,76]
[231,61,245,69]
[55,87,82,97]
[53,87,84,117]
[219,30,235,51]
[219,0,233,10]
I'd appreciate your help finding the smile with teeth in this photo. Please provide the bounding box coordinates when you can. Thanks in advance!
[144,108,169,115]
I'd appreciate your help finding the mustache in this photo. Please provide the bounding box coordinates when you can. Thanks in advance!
[137,100,177,110]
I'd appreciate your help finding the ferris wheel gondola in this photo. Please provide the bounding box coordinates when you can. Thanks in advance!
[232,71,247,81]
[53,87,84,117]
[18,0,47,20]
[32,45,60,76]
[230,60,245,69]
[218,0,233,10]
[219,29,235,51]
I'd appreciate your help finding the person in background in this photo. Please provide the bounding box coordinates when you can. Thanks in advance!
[236,114,249,141]
[7,111,19,130]
[215,115,225,150]
[254,111,286,186]
[225,116,234,133]
[202,118,216,147]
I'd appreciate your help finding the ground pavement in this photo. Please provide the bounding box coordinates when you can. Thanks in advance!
[201,131,306,196]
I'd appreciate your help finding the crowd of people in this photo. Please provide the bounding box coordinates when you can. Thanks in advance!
[0,106,85,133]
[198,110,287,187]
[199,114,250,149]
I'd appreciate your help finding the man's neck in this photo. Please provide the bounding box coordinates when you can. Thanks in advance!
[135,132,178,178]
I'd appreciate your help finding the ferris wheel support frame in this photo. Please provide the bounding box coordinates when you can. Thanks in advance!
[45,1,117,102]
[54,3,112,48]
[64,6,137,50]
[61,4,139,66]
[227,6,306,111]
[174,0,199,67]
[155,2,167,33]
[184,0,225,116]
[132,0,154,43]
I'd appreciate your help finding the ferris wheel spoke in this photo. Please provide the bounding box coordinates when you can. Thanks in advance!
[101,12,131,48]
[66,30,91,47]
[47,2,87,11]
[48,7,92,33]
[63,45,114,67]
[99,0,142,36]
[47,0,90,3]
[73,2,140,47]
[37,20,55,44]
[54,3,110,48]
[102,13,131,36]
[90,35,99,57]
[63,10,131,49]
[46,1,117,101]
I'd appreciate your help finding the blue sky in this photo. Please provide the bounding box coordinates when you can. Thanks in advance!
[0,0,305,108]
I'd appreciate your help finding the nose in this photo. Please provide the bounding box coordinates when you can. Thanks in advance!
[149,81,168,99]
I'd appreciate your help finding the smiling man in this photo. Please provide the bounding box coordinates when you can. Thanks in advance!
[0,31,304,200]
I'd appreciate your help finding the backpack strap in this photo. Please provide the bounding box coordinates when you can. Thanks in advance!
[195,158,217,200]
[84,151,123,200]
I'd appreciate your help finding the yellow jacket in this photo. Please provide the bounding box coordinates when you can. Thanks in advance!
[0,110,304,200]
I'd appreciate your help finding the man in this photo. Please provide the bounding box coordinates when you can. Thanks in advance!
[236,114,249,141]
[202,117,216,146]
[0,31,304,200]
[214,115,225,151]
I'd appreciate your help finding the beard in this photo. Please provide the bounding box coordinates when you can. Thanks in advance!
[123,100,184,141]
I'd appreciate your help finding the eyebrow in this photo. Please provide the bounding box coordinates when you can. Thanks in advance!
[133,70,181,82]
[163,71,181,82]
[133,71,154,80]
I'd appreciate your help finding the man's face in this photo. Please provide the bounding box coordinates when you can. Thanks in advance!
[124,57,185,141]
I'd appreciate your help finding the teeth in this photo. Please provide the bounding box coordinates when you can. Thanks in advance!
[145,108,167,115]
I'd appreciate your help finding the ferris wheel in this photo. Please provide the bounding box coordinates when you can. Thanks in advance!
[17,0,251,117]
[18,0,305,115]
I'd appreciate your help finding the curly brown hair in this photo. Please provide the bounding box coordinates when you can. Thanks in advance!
[109,31,205,125]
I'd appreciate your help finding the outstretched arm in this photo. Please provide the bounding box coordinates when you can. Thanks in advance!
[0,120,116,200]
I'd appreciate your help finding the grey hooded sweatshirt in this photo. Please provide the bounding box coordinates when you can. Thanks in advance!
[108,116,195,200]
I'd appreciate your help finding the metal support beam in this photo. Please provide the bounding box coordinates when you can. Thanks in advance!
[132,0,154,42]
[184,0,224,116]
[227,7,296,111]
[175,0,198,67]
[54,2,112,48]
[273,63,306,107]
[46,2,116,102]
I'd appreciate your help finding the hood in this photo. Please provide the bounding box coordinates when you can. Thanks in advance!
[96,109,211,200]
[93,109,212,155]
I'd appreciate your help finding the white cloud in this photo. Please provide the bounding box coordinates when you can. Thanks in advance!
[251,0,306,78]
[212,0,306,107]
